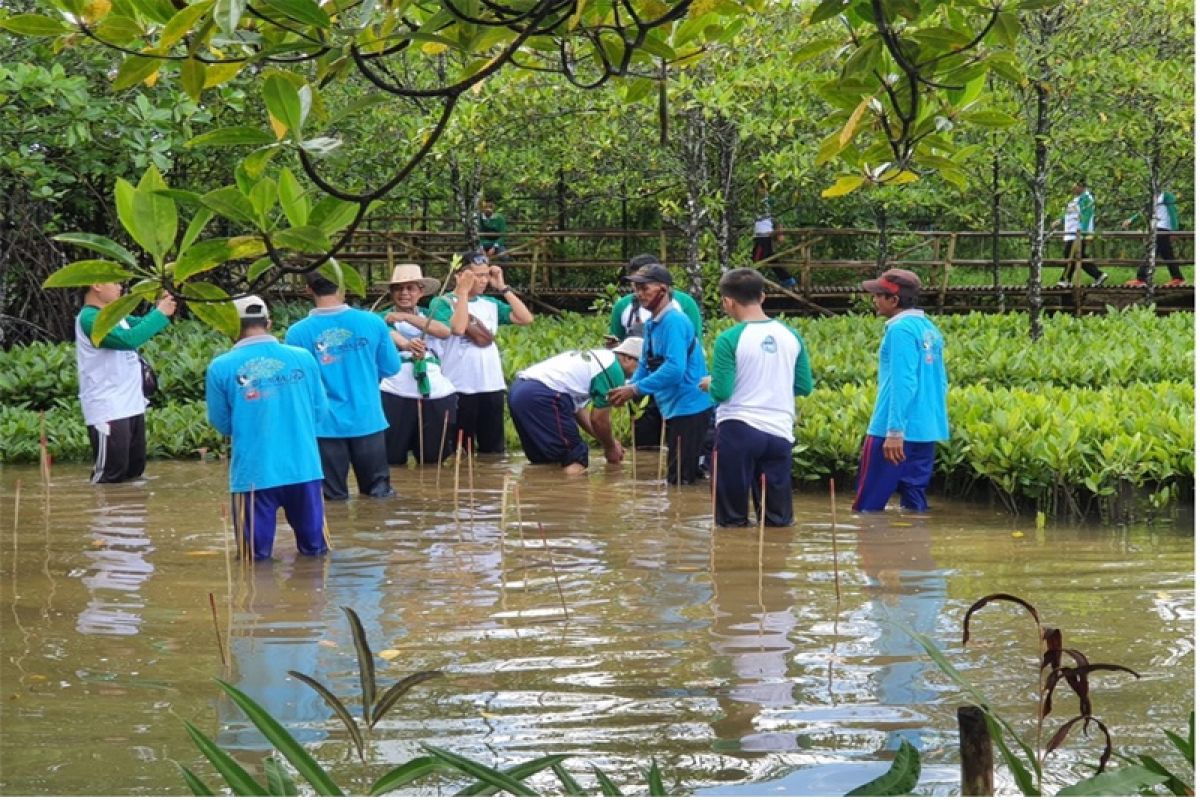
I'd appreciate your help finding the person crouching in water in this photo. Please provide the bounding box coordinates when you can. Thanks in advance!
[205,296,330,560]
[377,264,458,465]
[508,338,643,474]
[701,269,812,527]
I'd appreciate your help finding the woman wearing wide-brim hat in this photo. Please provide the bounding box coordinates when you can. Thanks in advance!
[376,264,458,465]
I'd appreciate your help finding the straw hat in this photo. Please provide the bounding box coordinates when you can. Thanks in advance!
[380,263,440,295]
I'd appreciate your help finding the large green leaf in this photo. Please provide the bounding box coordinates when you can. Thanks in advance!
[91,294,143,346]
[182,282,239,341]
[202,186,256,225]
[43,259,135,288]
[160,0,214,48]
[961,110,1019,128]
[272,226,331,253]
[52,234,139,269]
[175,239,235,281]
[213,0,245,34]
[318,259,366,297]
[260,0,329,27]
[421,744,537,797]
[182,719,269,796]
[188,127,277,149]
[845,741,920,795]
[249,178,278,229]
[263,74,304,139]
[1057,766,1168,796]
[180,207,215,253]
[214,679,344,796]
[0,13,71,35]
[277,168,309,227]
[112,54,162,90]
[308,196,359,234]
[368,756,441,796]
[130,166,178,265]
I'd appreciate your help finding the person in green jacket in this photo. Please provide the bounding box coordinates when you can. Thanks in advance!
[607,253,703,449]
[1052,180,1107,288]
[1122,188,1185,287]
[478,200,507,260]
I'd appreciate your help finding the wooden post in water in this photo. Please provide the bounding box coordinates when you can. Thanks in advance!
[958,705,994,796]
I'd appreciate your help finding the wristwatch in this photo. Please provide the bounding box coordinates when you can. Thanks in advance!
[496,286,512,294]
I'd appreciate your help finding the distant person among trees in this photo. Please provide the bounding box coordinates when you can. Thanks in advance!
[429,251,535,454]
[509,338,642,474]
[607,263,713,485]
[701,269,812,527]
[853,269,949,513]
[74,282,176,484]
[377,263,457,465]
[478,200,507,260]
[1122,188,1185,287]
[750,192,796,288]
[1052,180,1108,288]
[205,296,329,561]
[285,272,401,501]
[608,254,702,449]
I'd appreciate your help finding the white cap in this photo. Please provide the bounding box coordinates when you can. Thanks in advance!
[233,295,270,321]
[613,337,643,360]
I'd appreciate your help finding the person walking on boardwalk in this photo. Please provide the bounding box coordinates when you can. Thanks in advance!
[206,296,330,560]
[853,269,949,513]
[428,251,535,454]
[377,263,457,465]
[509,338,642,474]
[701,269,812,527]
[1122,187,1185,287]
[606,263,712,485]
[285,272,401,501]
[1052,180,1108,288]
[608,254,703,450]
[75,282,176,483]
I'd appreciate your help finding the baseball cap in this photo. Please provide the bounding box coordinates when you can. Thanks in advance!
[612,337,643,360]
[861,268,921,298]
[233,295,270,321]
[622,263,673,285]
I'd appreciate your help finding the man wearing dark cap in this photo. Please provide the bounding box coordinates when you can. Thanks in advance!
[607,264,712,485]
[852,269,949,513]
[608,254,703,448]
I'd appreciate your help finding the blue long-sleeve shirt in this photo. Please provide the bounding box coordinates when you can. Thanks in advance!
[205,335,328,492]
[285,306,401,438]
[630,307,712,420]
[866,310,949,442]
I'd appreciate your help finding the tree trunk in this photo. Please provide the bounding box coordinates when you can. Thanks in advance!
[874,202,889,271]
[712,116,739,274]
[992,146,1005,312]
[680,105,708,300]
[1142,119,1162,302]
[1027,48,1051,342]
[449,155,481,249]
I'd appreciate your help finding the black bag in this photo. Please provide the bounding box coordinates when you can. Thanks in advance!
[138,353,159,399]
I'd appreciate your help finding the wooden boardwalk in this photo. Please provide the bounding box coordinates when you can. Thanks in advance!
[336,223,1195,315]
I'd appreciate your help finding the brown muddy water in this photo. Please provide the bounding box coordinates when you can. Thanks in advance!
[0,457,1193,796]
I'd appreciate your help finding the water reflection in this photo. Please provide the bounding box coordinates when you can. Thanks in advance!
[708,528,802,753]
[75,494,154,637]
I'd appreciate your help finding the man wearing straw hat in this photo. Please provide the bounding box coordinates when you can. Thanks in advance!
[377,263,458,465]
[286,272,402,500]
[205,296,329,560]
[508,338,643,474]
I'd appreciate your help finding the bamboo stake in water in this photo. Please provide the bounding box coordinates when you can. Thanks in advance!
[757,473,767,609]
[675,435,682,488]
[437,411,451,488]
[709,448,719,525]
[466,437,476,525]
[208,592,228,667]
[629,407,638,482]
[657,418,667,481]
[829,478,841,602]
[12,480,21,542]
[417,397,425,466]
[538,522,569,621]
[220,502,233,611]
[453,430,464,523]
[38,411,51,484]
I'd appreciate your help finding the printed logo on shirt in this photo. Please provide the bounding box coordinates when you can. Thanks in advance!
[237,357,305,401]
[761,335,777,354]
[314,327,367,364]
[922,332,937,364]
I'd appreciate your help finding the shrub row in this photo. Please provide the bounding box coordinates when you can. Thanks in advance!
[3,307,1190,411]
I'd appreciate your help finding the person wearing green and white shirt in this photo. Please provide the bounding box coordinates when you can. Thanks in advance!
[1053,180,1107,287]
[701,269,812,527]
[75,282,177,483]
[377,263,457,465]
[428,251,534,454]
[509,338,641,474]
[1122,189,1184,286]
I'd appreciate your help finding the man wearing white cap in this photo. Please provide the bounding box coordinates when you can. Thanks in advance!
[508,338,642,474]
[205,296,330,560]
[376,263,458,464]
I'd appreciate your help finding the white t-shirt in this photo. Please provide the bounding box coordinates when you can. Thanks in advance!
[75,317,146,426]
[516,349,623,411]
[428,295,508,394]
[753,216,774,236]
[379,315,456,400]
[713,320,805,442]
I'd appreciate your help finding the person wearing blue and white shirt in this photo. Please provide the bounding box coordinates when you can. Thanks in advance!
[853,269,949,513]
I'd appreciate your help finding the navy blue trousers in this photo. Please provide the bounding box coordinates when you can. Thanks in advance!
[852,435,936,512]
[714,420,795,527]
[508,378,588,467]
[232,479,327,561]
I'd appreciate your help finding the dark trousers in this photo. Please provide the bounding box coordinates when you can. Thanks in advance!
[714,420,795,527]
[665,409,711,486]
[852,435,936,512]
[88,413,147,484]
[1061,239,1102,282]
[318,432,393,501]
[232,479,327,561]
[752,236,791,283]
[1137,231,1183,282]
[456,390,507,454]
[633,397,664,450]
[382,392,458,465]
[508,378,588,467]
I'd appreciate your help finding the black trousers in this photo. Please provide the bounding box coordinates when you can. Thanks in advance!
[665,408,711,486]
[456,390,507,454]
[752,235,791,283]
[1137,231,1183,282]
[382,392,458,465]
[88,413,147,484]
[318,432,393,501]
[714,420,794,527]
[1061,239,1102,282]
[633,397,664,450]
